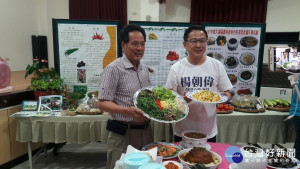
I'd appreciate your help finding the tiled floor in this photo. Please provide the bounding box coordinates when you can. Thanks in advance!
[11,142,295,169]
[11,142,108,169]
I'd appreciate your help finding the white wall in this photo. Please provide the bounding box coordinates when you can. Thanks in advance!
[0,0,68,71]
[0,0,38,71]
[266,0,300,32]
[45,0,69,68]
[2,0,299,70]
[1,0,299,99]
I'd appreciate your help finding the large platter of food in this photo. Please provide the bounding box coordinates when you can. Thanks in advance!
[231,96,265,113]
[240,36,258,48]
[141,142,181,159]
[133,86,189,123]
[267,151,299,169]
[186,90,228,104]
[178,147,221,168]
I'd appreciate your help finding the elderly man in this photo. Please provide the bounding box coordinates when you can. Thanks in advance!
[97,24,153,169]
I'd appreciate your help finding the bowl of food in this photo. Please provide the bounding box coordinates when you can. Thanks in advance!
[182,130,208,148]
[267,150,298,169]
[162,160,183,169]
[178,147,222,169]
[236,146,268,169]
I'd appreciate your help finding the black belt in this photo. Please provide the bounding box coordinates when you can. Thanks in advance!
[115,120,150,129]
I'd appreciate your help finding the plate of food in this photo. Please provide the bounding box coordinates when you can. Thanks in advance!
[186,90,228,104]
[207,37,216,46]
[238,70,254,83]
[240,36,258,48]
[224,56,239,69]
[178,147,222,168]
[240,52,255,65]
[207,52,223,61]
[227,74,237,85]
[216,35,227,46]
[267,153,299,169]
[141,142,181,159]
[162,160,183,169]
[133,85,189,123]
[237,88,253,95]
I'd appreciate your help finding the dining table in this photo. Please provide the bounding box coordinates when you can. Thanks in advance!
[170,142,234,169]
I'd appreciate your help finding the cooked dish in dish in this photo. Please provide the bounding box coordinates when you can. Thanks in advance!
[183,132,206,139]
[240,36,258,48]
[207,37,215,46]
[192,90,221,102]
[146,143,180,158]
[240,70,252,80]
[216,35,227,46]
[224,56,238,69]
[164,162,179,169]
[241,53,255,65]
[180,147,220,166]
[227,74,237,85]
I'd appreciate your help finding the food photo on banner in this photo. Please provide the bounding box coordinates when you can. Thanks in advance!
[203,23,265,97]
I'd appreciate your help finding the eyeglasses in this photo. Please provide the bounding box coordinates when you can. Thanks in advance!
[186,38,207,45]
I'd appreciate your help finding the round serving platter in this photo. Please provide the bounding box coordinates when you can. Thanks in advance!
[133,86,189,123]
[186,90,228,104]
[141,142,181,159]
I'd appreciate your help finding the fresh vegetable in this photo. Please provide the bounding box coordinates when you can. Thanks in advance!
[136,86,185,121]
[64,48,79,57]
[166,51,179,61]
[148,33,158,40]
[216,103,234,112]
[264,98,290,111]
[155,99,164,110]
[152,85,175,101]
[191,163,206,169]
[92,32,104,40]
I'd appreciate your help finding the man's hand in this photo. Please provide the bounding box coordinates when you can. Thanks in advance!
[183,91,192,103]
[220,90,232,103]
[126,107,148,120]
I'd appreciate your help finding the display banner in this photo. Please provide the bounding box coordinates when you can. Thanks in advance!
[130,21,191,86]
[203,23,265,96]
[52,19,120,93]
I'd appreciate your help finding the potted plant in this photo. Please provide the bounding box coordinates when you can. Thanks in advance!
[25,61,66,100]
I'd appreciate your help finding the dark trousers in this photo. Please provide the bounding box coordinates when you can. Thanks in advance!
[174,135,216,143]
[293,116,300,160]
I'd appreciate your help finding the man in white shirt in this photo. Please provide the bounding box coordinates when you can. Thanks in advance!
[165,25,232,142]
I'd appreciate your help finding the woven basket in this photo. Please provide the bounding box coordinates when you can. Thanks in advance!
[76,110,103,115]
[234,107,265,113]
[267,107,290,112]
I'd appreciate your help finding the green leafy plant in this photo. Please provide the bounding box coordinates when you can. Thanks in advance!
[65,92,85,109]
[25,61,65,92]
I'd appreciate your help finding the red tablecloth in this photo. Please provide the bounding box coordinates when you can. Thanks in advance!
[170,142,240,169]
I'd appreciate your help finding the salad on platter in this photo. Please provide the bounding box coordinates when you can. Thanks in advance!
[133,85,189,123]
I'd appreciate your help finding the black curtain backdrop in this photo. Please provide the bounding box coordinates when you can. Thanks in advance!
[190,0,268,24]
[69,0,127,27]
